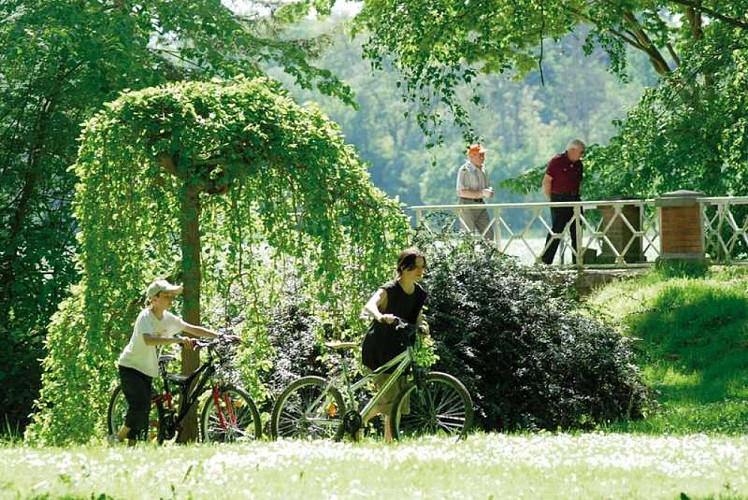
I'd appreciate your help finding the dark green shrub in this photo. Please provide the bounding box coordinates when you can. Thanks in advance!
[420,239,650,431]
[259,296,328,397]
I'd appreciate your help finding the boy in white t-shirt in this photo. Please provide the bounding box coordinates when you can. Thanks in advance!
[112,279,222,446]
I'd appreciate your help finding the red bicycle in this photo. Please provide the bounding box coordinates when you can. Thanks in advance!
[107,336,261,443]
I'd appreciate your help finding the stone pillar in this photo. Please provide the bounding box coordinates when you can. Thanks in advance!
[655,190,705,261]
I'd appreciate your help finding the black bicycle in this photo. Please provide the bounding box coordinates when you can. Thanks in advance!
[107,336,261,443]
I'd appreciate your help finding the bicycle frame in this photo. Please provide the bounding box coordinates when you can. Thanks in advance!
[154,348,225,434]
[333,339,416,424]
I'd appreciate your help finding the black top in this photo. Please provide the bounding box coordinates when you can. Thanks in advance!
[361,280,428,371]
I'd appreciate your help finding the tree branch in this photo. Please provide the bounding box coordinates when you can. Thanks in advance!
[156,152,178,176]
[156,152,229,194]
[622,11,672,74]
[668,0,748,30]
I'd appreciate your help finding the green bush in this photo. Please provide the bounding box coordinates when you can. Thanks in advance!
[260,296,328,396]
[655,258,709,278]
[420,239,650,431]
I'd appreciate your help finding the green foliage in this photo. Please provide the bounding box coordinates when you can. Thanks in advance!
[279,23,655,214]
[354,0,748,201]
[353,0,708,139]
[26,77,409,445]
[588,270,748,434]
[418,237,650,431]
[585,27,748,199]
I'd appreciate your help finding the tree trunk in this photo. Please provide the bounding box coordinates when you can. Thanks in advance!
[177,180,202,442]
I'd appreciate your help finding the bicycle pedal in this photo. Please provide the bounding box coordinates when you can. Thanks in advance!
[343,410,362,438]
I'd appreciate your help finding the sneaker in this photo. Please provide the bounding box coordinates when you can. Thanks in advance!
[107,433,122,446]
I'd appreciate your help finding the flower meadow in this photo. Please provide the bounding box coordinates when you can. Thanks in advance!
[2,433,747,499]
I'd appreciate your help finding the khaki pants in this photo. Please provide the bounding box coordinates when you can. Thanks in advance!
[458,199,494,240]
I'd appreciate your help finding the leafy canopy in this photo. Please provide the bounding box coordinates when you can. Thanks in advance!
[354,0,748,138]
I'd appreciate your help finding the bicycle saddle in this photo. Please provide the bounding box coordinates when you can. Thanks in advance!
[165,372,190,383]
[324,341,359,351]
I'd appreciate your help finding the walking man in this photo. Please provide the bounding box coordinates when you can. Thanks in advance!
[456,143,494,240]
[541,139,585,264]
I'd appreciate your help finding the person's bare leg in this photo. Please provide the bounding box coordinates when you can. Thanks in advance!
[383,415,393,443]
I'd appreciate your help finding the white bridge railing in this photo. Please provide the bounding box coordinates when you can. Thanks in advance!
[410,196,748,269]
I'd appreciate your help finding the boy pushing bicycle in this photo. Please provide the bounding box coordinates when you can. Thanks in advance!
[111,279,232,446]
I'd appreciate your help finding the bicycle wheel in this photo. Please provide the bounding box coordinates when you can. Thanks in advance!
[106,385,164,444]
[199,385,262,443]
[270,376,345,441]
[390,372,473,440]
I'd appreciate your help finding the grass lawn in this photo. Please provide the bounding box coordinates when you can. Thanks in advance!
[587,267,748,435]
[2,433,748,499]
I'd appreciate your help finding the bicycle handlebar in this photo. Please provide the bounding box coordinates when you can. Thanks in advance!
[394,317,411,330]
[194,335,240,349]
[169,335,239,351]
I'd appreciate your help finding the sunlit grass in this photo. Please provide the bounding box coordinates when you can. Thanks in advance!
[588,268,748,434]
[1,434,748,498]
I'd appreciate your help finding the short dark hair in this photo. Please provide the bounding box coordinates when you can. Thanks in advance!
[396,247,426,276]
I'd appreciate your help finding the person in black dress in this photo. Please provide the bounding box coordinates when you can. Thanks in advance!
[361,247,429,441]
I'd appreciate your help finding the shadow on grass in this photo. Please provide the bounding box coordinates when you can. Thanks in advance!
[621,281,748,433]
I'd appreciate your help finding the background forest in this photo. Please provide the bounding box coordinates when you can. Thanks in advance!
[274,17,659,208]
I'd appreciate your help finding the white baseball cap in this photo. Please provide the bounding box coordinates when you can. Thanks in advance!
[146,279,183,299]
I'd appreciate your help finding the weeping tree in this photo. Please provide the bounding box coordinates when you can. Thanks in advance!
[26,77,409,445]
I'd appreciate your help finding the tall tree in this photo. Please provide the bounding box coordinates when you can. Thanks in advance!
[354,0,748,198]
[353,0,748,138]
[277,21,655,209]
[0,0,353,432]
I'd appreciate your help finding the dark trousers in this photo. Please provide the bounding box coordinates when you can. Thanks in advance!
[118,365,153,440]
[542,193,581,264]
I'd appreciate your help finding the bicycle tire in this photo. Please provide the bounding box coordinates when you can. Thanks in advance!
[270,376,345,441]
[199,385,262,443]
[390,371,474,440]
[106,384,164,444]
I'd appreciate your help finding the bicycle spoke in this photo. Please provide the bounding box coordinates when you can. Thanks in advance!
[201,386,261,442]
[392,373,473,440]
[271,377,344,440]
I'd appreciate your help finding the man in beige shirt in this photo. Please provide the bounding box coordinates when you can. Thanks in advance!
[456,143,494,240]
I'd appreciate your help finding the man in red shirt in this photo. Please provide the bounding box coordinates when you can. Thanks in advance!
[541,139,585,264]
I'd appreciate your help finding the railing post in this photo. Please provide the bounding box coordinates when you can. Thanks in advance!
[598,199,645,264]
[574,204,583,269]
[493,206,500,244]
[655,190,706,266]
